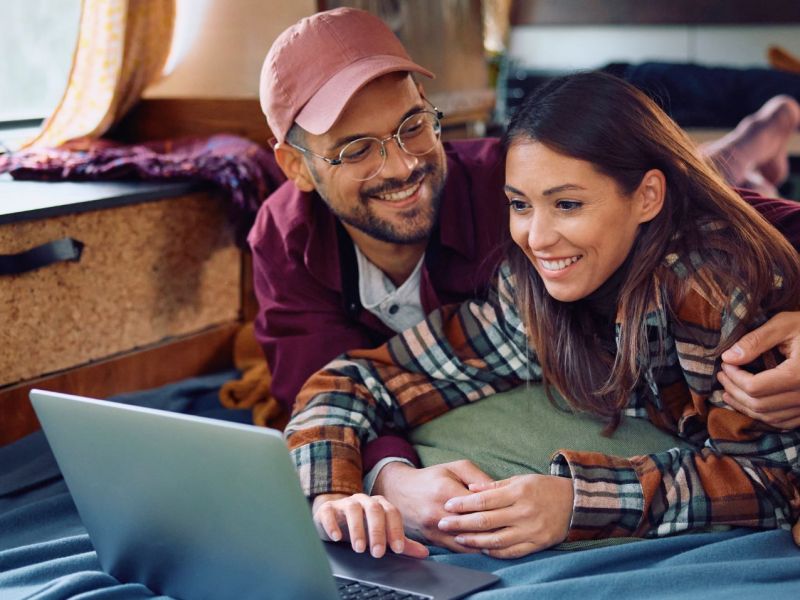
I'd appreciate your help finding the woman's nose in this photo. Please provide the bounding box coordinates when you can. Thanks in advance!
[527,212,559,251]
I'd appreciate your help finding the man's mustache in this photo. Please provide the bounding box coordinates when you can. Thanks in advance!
[361,164,436,198]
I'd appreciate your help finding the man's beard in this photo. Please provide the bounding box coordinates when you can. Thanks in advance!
[325,163,445,244]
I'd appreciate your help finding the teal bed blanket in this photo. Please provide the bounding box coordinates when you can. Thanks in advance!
[1,372,798,599]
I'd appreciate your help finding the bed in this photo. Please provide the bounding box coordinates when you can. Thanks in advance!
[2,371,798,599]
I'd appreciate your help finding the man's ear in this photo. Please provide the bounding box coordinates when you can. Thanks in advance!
[636,168,666,223]
[274,143,316,192]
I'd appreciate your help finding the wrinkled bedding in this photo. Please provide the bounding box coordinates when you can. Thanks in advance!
[1,372,798,599]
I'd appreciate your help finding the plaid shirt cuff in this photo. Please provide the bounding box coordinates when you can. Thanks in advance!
[551,450,646,540]
[290,440,364,499]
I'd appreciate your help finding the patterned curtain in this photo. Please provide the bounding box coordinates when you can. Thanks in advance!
[25,0,175,148]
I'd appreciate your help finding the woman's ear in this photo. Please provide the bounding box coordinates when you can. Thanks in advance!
[636,168,666,223]
[274,143,316,192]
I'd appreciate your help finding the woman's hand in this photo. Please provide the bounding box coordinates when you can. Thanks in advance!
[436,474,574,559]
[372,460,494,553]
[312,493,429,559]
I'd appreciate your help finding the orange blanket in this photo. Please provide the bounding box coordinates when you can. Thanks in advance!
[218,322,289,430]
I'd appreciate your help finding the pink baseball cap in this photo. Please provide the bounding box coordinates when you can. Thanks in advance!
[260,7,434,144]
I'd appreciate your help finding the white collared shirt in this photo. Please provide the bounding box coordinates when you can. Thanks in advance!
[355,245,426,333]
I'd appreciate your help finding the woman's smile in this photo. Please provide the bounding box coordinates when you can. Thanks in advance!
[536,254,583,275]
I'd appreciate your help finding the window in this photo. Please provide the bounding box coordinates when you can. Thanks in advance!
[0,0,81,149]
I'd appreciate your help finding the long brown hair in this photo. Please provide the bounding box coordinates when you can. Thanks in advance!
[503,71,800,423]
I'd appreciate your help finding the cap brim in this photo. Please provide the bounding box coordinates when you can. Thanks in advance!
[294,55,434,136]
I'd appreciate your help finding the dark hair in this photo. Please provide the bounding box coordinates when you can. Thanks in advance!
[285,123,306,146]
[502,70,800,424]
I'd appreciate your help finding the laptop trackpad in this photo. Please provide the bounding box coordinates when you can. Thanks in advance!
[325,542,499,600]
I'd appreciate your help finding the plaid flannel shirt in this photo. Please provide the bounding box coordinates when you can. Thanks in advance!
[286,255,800,541]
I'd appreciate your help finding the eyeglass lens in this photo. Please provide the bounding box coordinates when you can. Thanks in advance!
[339,111,441,181]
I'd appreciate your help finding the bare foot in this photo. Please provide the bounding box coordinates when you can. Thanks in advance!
[701,95,800,191]
[738,170,780,198]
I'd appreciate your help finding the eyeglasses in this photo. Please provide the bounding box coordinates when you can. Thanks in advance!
[287,108,443,181]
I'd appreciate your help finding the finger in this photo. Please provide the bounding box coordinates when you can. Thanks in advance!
[363,500,388,557]
[452,528,516,551]
[719,371,800,413]
[444,487,509,514]
[771,413,800,430]
[398,538,431,558]
[439,506,515,533]
[375,497,406,555]
[722,387,800,419]
[425,531,482,554]
[468,478,513,492]
[719,362,800,400]
[727,400,800,428]
[376,498,404,555]
[721,314,796,364]
[793,521,800,547]
[314,503,343,543]
[722,391,800,429]
[343,501,368,553]
[446,460,495,486]
[412,519,481,554]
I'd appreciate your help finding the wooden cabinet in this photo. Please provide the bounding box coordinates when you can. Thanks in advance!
[0,182,243,445]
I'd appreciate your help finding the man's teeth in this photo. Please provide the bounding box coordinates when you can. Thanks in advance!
[540,256,581,270]
[375,183,420,202]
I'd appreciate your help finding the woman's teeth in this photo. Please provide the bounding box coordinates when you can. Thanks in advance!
[540,256,581,270]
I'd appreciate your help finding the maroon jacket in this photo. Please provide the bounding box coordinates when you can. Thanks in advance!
[248,137,800,471]
[248,139,508,468]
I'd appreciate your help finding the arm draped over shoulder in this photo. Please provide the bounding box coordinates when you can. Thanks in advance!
[285,264,538,497]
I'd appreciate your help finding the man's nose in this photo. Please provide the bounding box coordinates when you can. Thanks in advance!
[378,138,418,180]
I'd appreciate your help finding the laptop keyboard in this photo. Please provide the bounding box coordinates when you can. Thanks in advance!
[335,576,431,599]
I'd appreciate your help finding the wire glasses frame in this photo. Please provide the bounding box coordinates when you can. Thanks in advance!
[286,107,444,181]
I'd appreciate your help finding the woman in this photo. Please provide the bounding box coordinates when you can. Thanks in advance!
[285,72,800,560]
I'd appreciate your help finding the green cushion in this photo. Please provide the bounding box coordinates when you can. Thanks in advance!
[411,383,692,479]
[409,383,697,550]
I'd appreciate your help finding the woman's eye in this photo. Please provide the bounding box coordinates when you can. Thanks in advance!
[556,200,582,211]
[508,199,529,212]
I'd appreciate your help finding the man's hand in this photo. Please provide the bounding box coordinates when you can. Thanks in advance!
[372,460,494,552]
[718,311,800,429]
[437,474,574,559]
[311,493,429,559]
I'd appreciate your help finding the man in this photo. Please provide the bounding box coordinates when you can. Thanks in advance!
[251,8,508,553]
[250,7,800,554]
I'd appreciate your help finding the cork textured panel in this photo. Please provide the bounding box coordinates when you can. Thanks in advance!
[0,191,241,386]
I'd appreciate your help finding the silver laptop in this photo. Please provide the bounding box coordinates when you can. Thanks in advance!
[30,389,499,600]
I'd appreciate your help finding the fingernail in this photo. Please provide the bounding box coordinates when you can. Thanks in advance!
[725,345,743,359]
[444,500,456,511]
[330,530,341,542]
[438,518,451,529]
[455,535,466,544]
[391,540,405,553]
[354,540,366,553]
[371,544,384,557]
